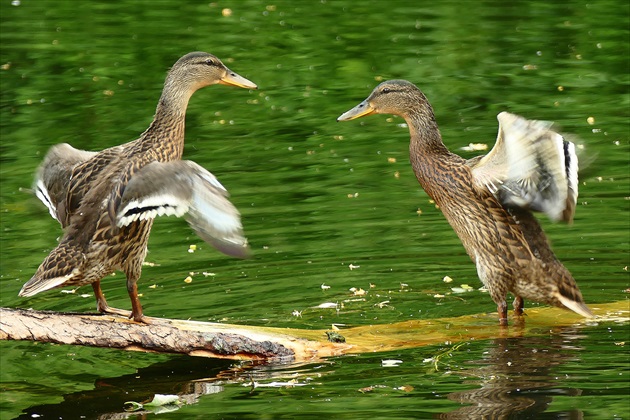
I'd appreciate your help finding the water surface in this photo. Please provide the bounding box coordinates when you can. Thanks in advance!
[1,0,628,418]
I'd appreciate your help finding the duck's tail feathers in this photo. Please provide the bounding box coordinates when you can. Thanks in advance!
[19,244,84,297]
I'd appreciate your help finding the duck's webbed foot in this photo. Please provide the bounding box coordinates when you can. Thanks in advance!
[92,280,146,322]
[101,305,135,318]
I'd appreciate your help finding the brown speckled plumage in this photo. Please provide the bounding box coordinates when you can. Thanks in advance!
[20,52,257,323]
[338,79,591,325]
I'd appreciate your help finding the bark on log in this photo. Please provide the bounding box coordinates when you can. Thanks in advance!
[1,301,626,362]
[0,308,350,362]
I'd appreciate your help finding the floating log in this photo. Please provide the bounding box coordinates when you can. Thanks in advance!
[1,301,626,361]
[0,307,350,362]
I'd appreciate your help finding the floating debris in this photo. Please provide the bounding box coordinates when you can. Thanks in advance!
[443,276,453,283]
[243,379,308,388]
[348,264,360,270]
[184,276,193,284]
[382,359,403,367]
[451,284,474,293]
[188,244,197,253]
[350,287,366,296]
[125,394,181,413]
[343,298,366,303]
[316,302,338,309]
[321,283,331,290]
[142,261,160,267]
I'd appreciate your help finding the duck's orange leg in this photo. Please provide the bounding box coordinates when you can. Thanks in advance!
[513,296,524,316]
[497,301,508,326]
[126,279,148,323]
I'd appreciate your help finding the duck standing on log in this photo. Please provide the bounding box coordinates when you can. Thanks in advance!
[338,79,592,326]
[19,52,257,323]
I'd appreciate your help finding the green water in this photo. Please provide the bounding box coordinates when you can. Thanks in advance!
[1,0,628,418]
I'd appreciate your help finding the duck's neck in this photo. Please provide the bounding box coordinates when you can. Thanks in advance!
[405,111,451,159]
[405,111,457,195]
[139,79,195,160]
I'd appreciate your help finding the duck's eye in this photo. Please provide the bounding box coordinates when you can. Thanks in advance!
[382,87,391,94]
[204,59,217,66]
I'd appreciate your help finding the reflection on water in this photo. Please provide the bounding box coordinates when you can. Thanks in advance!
[14,356,326,419]
[14,357,240,419]
[439,328,585,419]
[11,328,594,419]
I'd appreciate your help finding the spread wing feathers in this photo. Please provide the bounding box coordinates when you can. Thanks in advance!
[470,112,578,223]
[34,143,97,226]
[116,160,250,258]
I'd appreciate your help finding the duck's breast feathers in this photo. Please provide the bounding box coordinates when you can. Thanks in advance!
[115,160,250,258]
[469,112,578,223]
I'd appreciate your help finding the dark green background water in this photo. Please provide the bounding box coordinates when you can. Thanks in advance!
[1,0,628,418]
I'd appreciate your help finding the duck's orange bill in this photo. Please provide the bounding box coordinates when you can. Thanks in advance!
[219,69,258,89]
[337,100,375,121]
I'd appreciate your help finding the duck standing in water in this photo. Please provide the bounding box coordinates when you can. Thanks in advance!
[338,79,592,326]
[19,52,257,323]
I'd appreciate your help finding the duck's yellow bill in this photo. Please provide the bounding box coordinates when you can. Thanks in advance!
[220,70,258,89]
[337,101,375,121]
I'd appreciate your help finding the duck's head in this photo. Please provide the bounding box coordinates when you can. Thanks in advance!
[166,51,257,92]
[337,79,432,122]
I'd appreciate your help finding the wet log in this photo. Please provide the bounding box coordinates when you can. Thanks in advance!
[1,302,626,362]
[0,307,350,362]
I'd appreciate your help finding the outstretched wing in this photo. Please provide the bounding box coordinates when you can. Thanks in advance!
[34,143,97,227]
[470,112,578,223]
[115,160,250,258]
